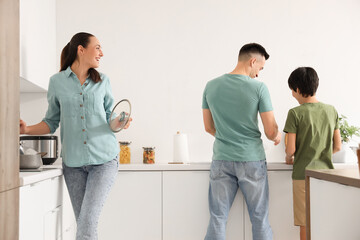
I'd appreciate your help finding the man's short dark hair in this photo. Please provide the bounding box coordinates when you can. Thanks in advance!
[238,43,269,61]
[288,67,319,97]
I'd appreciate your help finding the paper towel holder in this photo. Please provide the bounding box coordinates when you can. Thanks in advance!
[169,131,189,164]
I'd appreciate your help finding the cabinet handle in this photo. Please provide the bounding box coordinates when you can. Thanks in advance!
[30,182,40,187]
[52,207,61,214]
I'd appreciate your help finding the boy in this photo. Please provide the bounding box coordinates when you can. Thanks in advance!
[283,67,342,240]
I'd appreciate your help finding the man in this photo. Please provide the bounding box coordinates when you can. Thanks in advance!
[202,43,281,240]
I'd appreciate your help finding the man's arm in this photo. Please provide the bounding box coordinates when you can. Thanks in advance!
[333,129,342,153]
[285,132,296,164]
[259,111,281,145]
[202,109,215,136]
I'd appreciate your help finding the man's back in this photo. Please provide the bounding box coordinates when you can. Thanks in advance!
[284,102,338,179]
[202,74,273,162]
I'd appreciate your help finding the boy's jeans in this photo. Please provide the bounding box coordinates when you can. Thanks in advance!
[62,157,118,240]
[205,160,272,240]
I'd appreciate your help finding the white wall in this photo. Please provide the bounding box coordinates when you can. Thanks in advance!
[51,0,360,163]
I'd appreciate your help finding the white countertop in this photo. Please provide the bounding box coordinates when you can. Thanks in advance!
[19,167,62,186]
[19,162,357,186]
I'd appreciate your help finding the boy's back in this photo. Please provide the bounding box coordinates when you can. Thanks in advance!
[284,102,338,180]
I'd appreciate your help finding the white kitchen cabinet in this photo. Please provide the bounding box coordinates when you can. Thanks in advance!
[98,172,162,240]
[19,176,66,240]
[162,171,245,240]
[19,181,45,240]
[20,0,56,91]
[244,171,298,240]
[43,205,62,240]
[310,178,360,240]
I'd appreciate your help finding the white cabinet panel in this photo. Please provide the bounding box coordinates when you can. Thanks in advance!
[20,0,56,91]
[61,224,77,240]
[98,172,162,240]
[19,182,45,240]
[310,178,360,240]
[162,171,210,240]
[44,205,62,240]
[20,176,65,240]
[244,171,298,240]
[43,177,63,213]
[163,171,244,240]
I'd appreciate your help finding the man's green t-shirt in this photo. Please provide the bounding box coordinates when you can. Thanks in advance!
[202,74,273,162]
[283,102,339,180]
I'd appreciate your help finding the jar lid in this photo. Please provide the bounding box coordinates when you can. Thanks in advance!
[119,141,131,145]
[143,147,155,150]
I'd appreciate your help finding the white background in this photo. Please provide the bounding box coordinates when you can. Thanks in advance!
[21,0,360,163]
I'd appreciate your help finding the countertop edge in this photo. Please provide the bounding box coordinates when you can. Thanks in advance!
[306,168,360,188]
[19,162,357,186]
[20,169,63,186]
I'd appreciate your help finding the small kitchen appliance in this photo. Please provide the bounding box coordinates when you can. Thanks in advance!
[19,135,58,165]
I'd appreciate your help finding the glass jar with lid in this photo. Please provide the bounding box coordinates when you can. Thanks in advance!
[143,147,155,164]
[119,141,131,164]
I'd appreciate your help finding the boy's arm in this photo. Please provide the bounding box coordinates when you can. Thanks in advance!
[285,132,296,164]
[203,109,215,137]
[333,129,342,153]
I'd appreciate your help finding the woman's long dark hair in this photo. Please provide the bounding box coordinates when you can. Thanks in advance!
[60,32,101,83]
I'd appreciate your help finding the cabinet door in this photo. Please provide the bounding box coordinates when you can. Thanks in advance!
[310,178,360,240]
[43,205,62,240]
[19,182,45,240]
[98,172,162,240]
[244,171,298,240]
[61,224,77,240]
[163,171,244,240]
[43,176,62,213]
[20,0,56,90]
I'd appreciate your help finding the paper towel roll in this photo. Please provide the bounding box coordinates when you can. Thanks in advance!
[173,132,189,163]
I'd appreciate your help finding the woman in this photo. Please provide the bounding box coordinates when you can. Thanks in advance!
[20,32,131,240]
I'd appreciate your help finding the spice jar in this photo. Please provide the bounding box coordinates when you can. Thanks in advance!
[119,141,131,164]
[143,147,155,164]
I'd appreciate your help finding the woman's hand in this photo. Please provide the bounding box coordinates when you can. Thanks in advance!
[124,117,132,129]
[20,119,28,134]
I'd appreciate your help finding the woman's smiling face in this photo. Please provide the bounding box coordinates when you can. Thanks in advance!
[82,36,103,69]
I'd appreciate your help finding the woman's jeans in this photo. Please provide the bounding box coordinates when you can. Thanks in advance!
[62,157,118,240]
[205,160,272,240]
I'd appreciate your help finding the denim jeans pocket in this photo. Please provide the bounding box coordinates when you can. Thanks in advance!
[210,160,224,180]
[245,160,267,181]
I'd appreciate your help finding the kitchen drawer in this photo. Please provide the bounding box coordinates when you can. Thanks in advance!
[43,176,63,213]
[19,182,45,240]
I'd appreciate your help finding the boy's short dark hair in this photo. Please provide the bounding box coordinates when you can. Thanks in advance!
[288,67,319,97]
[238,43,269,61]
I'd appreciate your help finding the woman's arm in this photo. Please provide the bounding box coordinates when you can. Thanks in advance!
[20,120,51,135]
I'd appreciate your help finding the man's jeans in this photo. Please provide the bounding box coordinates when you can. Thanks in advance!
[205,160,272,240]
[63,157,118,240]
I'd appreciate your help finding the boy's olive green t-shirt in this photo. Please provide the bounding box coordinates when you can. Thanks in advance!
[283,102,339,180]
[202,74,273,162]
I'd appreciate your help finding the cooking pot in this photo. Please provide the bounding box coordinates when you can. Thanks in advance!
[19,135,58,165]
[20,153,43,169]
